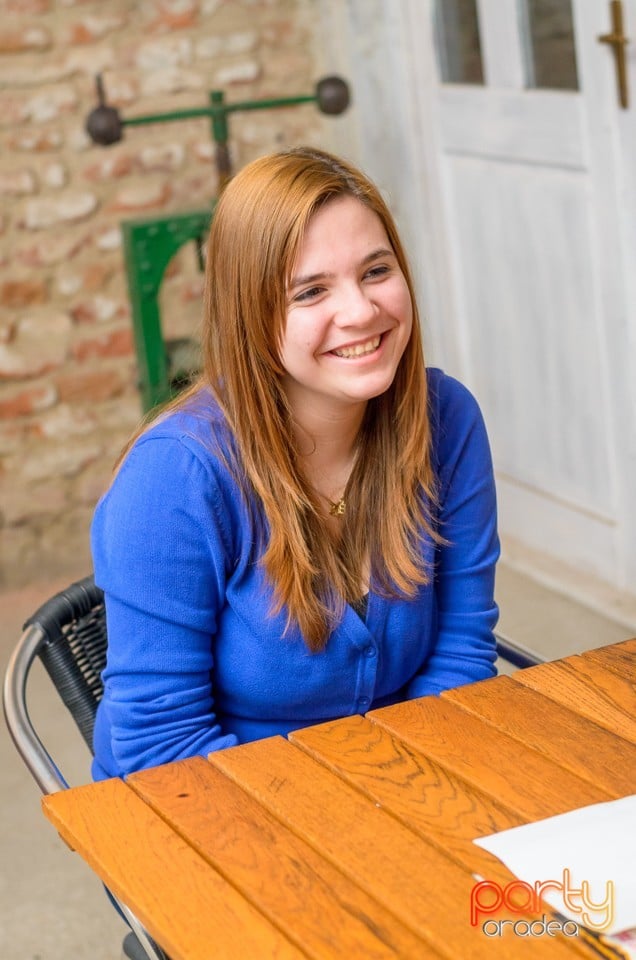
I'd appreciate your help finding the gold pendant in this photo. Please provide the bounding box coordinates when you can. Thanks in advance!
[328,498,346,517]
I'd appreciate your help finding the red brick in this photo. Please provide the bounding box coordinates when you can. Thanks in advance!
[83,152,135,181]
[0,419,25,455]
[8,129,63,152]
[0,278,48,308]
[64,13,127,46]
[147,0,199,32]
[17,232,84,267]
[0,92,28,127]
[55,368,127,403]
[4,0,51,12]
[72,327,134,361]
[83,263,115,293]
[0,319,14,343]
[0,170,37,195]
[181,276,205,302]
[0,383,57,419]
[0,25,51,53]
[70,295,128,324]
[164,257,181,279]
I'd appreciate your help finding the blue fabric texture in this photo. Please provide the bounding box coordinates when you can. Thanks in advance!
[90,368,500,780]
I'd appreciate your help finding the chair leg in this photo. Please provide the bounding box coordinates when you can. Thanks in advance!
[123,930,170,960]
[123,932,146,960]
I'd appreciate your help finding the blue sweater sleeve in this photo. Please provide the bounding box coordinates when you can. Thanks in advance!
[91,432,239,777]
[407,372,500,697]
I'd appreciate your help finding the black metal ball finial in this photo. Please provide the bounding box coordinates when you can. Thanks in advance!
[85,74,123,146]
[315,76,350,115]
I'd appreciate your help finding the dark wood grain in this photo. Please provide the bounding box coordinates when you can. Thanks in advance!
[366,696,613,819]
[128,756,433,960]
[511,655,636,743]
[442,674,636,794]
[210,735,588,959]
[578,638,636,679]
[290,713,523,884]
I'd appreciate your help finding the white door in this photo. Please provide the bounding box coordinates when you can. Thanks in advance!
[319,0,636,602]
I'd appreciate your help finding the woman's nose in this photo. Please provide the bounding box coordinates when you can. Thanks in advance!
[334,283,377,326]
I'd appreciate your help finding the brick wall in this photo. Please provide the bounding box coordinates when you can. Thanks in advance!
[0,0,330,590]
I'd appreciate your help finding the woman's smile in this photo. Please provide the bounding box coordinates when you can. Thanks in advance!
[329,333,383,359]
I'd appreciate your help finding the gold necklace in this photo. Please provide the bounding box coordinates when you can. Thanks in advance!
[327,497,346,517]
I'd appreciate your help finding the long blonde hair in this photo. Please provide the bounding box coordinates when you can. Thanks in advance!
[124,147,439,651]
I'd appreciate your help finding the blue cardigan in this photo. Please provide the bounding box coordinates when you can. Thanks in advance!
[91,368,500,780]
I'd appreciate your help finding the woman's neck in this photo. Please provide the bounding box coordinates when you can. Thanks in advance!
[291,401,366,509]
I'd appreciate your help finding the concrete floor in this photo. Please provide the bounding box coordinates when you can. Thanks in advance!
[1,562,635,960]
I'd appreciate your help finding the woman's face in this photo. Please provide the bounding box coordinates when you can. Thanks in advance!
[280,195,413,423]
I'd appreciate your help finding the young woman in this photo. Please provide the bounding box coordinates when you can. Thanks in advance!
[90,146,500,780]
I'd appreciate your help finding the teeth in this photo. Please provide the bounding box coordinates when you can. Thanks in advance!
[333,336,381,359]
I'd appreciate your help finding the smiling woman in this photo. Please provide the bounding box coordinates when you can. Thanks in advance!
[89,147,500,784]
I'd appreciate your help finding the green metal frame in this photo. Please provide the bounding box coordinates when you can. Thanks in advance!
[115,83,346,412]
[122,89,317,142]
[121,206,214,412]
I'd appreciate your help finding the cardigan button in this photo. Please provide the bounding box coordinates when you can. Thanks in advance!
[358,696,370,708]
[364,645,376,658]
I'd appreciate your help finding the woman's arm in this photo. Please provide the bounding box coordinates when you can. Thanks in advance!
[91,430,239,777]
[407,372,500,698]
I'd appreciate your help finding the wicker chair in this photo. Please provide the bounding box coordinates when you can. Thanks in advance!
[2,575,168,960]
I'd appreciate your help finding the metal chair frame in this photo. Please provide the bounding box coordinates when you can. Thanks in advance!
[494,631,544,669]
[2,575,167,960]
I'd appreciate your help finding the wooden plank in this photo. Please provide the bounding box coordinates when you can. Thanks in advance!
[577,638,636,679]
[442,674,636,795]
[42,775,305,960]
[289,717,619,960]
[127,756,433,960]
[210,736,588,959]
[511,656,636,744]
[290,714,523,884]
[366,696,613,820]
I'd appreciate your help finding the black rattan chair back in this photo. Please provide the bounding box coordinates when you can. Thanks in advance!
[28,576,106,750]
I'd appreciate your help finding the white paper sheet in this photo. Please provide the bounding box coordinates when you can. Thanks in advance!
[473,794,636,937]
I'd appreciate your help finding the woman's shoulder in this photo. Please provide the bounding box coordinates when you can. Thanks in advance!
[426,366,482,424]
[106,389,237,507]
[425,366,491,469]
[94,389,239,548]
[143,387,225,439]
[133,388,232,465]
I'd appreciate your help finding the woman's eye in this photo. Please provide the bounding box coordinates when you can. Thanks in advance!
[365,264,389,280]
[293,286,324,303]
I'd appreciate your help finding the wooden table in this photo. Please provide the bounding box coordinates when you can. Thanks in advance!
[43,639,636,960]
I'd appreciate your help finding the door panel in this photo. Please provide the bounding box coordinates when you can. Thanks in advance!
[439,87,586,167]
[447,156,614,513]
